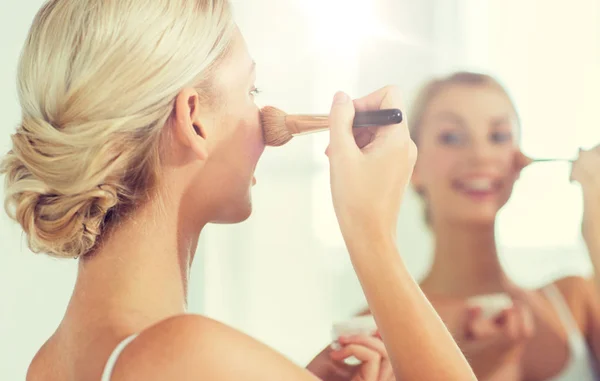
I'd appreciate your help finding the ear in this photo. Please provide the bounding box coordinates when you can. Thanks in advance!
[172,88,209,161]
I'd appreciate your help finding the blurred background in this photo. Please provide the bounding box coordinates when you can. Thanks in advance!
[1,0,599,379]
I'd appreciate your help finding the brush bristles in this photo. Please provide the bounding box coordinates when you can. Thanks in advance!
[260,106,293,147]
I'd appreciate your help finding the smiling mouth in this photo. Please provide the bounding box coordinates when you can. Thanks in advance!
[453,177,502,198]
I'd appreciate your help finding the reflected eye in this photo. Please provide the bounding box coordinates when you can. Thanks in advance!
[439,131,465,146]
[250,87,262,97]
[490,131,512,143]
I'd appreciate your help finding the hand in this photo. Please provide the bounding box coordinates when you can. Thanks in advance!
[307,335,394,381]
[570,146,600,241]
[326,87,417,243]
[458,301,534,380]
[306,344,355,381]
[331,335,395,381]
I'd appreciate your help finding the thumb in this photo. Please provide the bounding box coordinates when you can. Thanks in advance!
[327,91,356,157]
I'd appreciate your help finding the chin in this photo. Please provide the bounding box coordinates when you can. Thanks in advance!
[455,209,498,226]
[212,197,253,224]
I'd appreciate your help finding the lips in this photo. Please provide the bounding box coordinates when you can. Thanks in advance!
[453,176,502,197]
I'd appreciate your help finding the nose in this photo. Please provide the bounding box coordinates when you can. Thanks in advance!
[465,136,496,165]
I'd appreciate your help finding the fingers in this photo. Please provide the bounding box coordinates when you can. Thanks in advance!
[328,86,413,158]
[497,308,520,341]
[327,91,357,157]
[570,148,600,187]
[330,344,381,380]
[497,302,534,341]
[466,302,533,344]
[353,85,404,113]
[465,307,498,340]
[338,335,387,357]
[352,86,410,152]
[520,302,535,337]
[353,127,376,150]
[332,335,393,381]
[378,362,395,381]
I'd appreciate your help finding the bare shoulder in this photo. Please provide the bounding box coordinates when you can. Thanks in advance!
[111,314,320,381]
[26,339,56,381]
[552,275,593,297]
[537,276,593,331]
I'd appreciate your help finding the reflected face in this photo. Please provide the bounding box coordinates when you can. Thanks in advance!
[412,84,521,225]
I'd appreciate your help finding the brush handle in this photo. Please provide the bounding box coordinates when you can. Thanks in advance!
[353,109,403,127]
[532,158,574,163]
[286,109,403,136]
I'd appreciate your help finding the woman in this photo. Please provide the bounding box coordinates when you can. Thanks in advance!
[407,71,600,380]
[1,1,476,380]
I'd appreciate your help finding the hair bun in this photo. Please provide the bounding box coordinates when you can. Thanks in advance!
[3,151,118,257]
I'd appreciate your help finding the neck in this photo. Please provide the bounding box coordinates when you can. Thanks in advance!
[421,218,512,298]
[67,193,205,330]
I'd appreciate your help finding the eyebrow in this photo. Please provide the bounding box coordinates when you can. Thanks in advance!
[249,61,256,76]
[490,115,514,127]
[431,111,465,126]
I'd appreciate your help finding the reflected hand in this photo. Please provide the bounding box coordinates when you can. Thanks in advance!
[570,145,600,241]
[458,300,534,380]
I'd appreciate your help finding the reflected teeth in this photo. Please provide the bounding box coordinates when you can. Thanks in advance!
[464,178,492,191]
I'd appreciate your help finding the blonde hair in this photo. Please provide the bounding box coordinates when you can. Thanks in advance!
[409,71,520,145]
[409,71,520,225]
[1,0,235,258]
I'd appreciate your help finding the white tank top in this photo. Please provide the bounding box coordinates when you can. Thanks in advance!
[100,334,138,381]
[542,284,599,381]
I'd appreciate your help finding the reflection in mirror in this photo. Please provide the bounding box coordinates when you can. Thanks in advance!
[1,1,599,381]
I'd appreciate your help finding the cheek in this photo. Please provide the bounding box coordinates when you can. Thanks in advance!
[224,106,263,173]
[240,107,264,160]
[419,149,459,184]
[502,147,517,169]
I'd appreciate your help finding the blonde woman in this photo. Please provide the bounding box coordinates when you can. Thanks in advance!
[2,1,476,381]
[361,72,600,380]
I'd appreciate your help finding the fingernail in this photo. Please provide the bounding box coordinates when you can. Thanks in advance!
[333,92,349,105]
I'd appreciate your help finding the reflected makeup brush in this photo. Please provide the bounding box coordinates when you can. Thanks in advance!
[517,151,574,172]
[260,106,403,147]
[530,158,574,163]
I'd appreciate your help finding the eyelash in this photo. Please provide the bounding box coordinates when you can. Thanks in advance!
[250,87,262,96]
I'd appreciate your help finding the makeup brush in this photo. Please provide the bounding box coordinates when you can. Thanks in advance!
[260,106,403,147]
[530,158,574,163]
[516,151,573,170]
